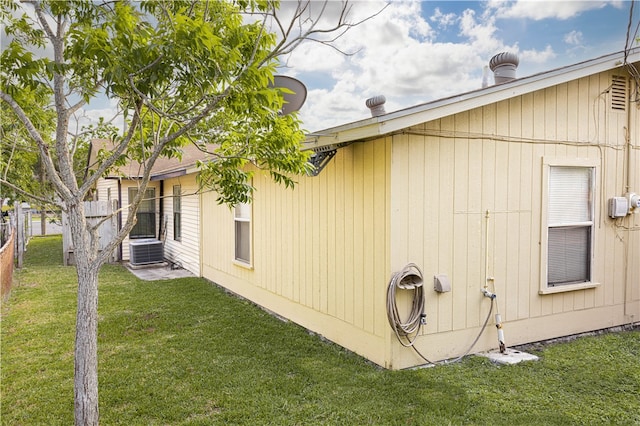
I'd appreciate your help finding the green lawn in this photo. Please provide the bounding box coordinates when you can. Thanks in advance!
[2,236,639,425]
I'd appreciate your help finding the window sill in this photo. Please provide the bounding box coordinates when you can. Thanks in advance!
[539,281,600,295]
[233,259,253,270]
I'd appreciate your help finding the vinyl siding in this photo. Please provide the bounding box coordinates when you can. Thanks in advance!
[200,68,638,369]
[163,174,200,276]
[390,70,639,367]
[201,138,392,366]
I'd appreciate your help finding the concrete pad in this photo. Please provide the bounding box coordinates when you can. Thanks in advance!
[477,348,539,365]
[125,263,195,281]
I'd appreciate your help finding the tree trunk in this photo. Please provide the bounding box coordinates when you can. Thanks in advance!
[40,160,46,236]
[74,262,99,425]
[68,203,100,426]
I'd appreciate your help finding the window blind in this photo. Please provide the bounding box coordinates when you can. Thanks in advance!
[548,166,592,225]
[547,166,593,286]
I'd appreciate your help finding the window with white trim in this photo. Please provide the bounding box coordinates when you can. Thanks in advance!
[128,187,156,239]
[173,185,181,241]
[234,202,251,264]
[541,159,598,293]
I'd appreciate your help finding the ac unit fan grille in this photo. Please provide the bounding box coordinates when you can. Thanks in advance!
[129,239,164,265]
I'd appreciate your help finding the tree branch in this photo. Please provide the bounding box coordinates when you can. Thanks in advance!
[0,90,74,200]
[78,104,142,195]
[0,178,63,209]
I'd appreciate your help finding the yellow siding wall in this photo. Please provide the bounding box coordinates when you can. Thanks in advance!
[201,138,392,366]
[201,68,638,370]
[163,174,200,275]
[390,70,640,368]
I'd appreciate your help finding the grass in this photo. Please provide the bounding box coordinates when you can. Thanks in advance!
[2,236,639,425]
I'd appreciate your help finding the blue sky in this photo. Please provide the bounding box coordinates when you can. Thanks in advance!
[77,1,638,133]
[279,0,638,132]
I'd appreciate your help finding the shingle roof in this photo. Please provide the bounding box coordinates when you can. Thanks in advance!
[87,139,216,180]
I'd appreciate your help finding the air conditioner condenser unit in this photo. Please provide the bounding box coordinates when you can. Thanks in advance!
[129,239,164,266]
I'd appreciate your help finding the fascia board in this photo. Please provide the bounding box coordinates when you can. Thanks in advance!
[383,51,636,133]
[303,120,383,150]
[304,49,639,149]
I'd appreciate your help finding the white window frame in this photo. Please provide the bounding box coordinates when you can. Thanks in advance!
[173,185,181,242]
[539,157,599,294]
[233,201,252,267]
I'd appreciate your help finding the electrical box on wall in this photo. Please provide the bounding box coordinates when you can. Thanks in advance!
[609,197,629,218]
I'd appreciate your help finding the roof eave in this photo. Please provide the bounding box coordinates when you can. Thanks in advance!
[303,48,639,150]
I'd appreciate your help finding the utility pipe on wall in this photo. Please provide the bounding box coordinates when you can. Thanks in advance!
[483,210,506,353]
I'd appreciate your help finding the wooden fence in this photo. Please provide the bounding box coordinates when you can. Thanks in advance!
[1,224,15,301]
[62,200,118,266]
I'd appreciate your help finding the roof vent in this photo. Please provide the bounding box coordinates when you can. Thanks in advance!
[366,95,386,117]
[489,52,519,84]
[611,75,627,112]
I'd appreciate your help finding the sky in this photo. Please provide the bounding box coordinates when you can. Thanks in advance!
[279,0,638,132]
[81,1,639,133]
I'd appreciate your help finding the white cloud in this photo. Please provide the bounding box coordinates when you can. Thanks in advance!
[430,7,457,28]
[77,0,609,135]
[458,8,504,52]
[564,30,583,45]
[294,1,537,131]
[519,45,556,64]
[488,0,619,21]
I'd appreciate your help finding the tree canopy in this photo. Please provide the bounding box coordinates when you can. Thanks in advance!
[1,0,335,208]
[1,1,374,424]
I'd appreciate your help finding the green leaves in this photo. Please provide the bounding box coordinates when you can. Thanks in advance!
[3,0,311,207]
[0,41,50,95]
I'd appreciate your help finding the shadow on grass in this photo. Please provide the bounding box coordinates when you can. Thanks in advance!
[2,236,639,425]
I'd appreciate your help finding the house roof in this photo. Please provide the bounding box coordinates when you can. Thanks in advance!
[303,47,640,151]
[87,139,215,181]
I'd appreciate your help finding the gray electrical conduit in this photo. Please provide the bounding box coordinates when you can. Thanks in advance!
[386,264,495,366]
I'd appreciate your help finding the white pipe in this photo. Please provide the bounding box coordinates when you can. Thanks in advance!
[495,313,506,353]
[483,210,507,353]
[484,210,491,289]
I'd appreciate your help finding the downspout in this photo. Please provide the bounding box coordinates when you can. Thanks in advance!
[159,180,164,240]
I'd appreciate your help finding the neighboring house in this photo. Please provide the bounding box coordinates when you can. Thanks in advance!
[88,141,205,276]
[199,48,640,369]
[91,48,639,370]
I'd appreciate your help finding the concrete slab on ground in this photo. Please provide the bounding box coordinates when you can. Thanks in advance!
[125,262,195,281]
[477,348,539,365]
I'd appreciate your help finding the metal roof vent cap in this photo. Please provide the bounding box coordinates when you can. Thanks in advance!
[366,95,386,117]
[489,52,519,84]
